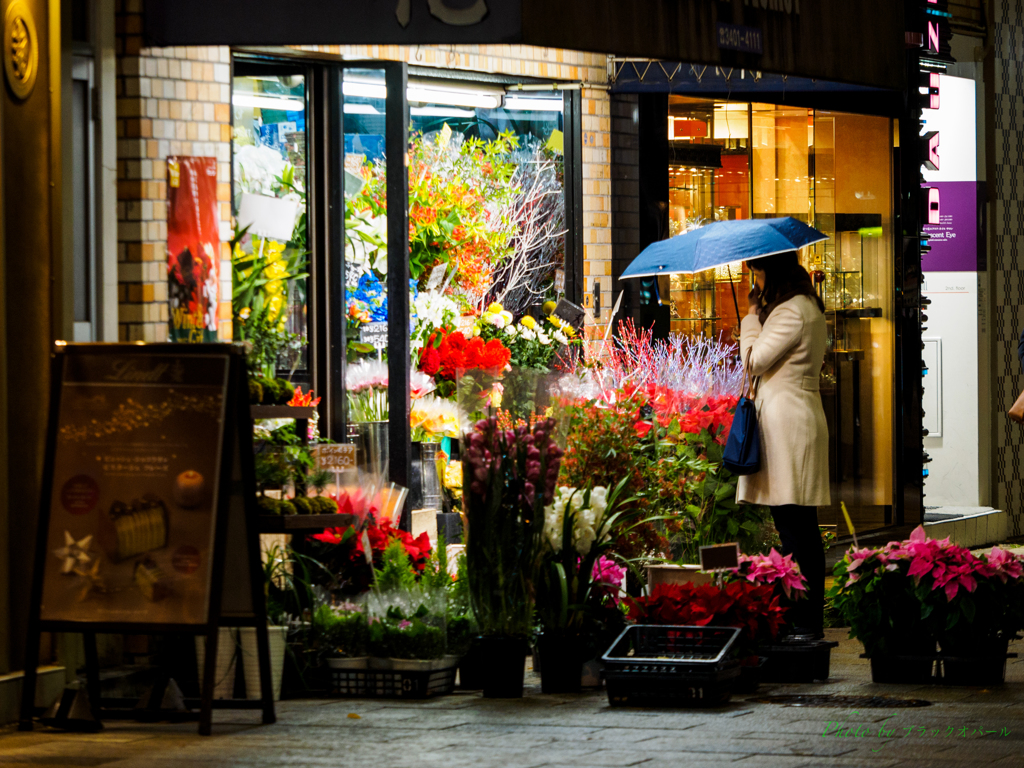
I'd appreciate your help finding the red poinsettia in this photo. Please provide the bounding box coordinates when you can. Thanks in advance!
[625,581,787,647]
[312,515,432,575]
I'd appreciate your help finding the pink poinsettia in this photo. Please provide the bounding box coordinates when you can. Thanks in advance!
[732,549,808,600]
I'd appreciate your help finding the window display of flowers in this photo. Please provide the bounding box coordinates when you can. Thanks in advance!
[829,526,1024,660]
[355,128,518,298]
[412,290,460,352]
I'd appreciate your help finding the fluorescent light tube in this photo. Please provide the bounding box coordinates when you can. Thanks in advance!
[503,96,563,112]
[232,93,305,111]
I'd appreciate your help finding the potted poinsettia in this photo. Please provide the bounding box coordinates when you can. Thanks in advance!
[829,525,1024,684]
[726,550,808,632]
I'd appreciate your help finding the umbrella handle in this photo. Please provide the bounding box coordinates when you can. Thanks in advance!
[726,265,741,324]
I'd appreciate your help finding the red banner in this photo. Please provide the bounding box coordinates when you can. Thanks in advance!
[167,156,219,342]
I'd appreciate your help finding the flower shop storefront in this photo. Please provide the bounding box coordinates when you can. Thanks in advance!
[100,0,968,708]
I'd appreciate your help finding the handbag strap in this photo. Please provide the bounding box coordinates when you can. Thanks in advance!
[741,348,762,401]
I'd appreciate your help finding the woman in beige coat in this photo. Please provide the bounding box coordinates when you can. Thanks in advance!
[737,250,830,638]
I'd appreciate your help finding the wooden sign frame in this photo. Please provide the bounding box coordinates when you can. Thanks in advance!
[19,343,274,735]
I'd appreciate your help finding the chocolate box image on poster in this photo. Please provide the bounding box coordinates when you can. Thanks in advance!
[39,353,228,625]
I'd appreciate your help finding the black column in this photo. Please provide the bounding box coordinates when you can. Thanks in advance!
[384,63,412,529]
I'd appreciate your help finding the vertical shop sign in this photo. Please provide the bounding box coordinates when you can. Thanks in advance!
[920,74,976,272]
[167,156,220,343]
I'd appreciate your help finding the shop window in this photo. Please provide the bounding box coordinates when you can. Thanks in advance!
[665,97,752,342]
[231,66,310,380]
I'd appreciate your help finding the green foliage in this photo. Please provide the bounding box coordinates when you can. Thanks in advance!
[368,608,446,660]
[313,604,369,658]
[374,540,420,593]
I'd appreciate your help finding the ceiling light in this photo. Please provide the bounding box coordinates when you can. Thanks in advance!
[407,85,501,109]
[341,78,502,109]
[503,96,563,112]
[232,93,304,111]
[411,106,476,117]
[344,103,380,115]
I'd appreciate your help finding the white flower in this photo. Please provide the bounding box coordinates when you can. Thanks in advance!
[505,324,518,338]
[346,359,389,392]
[553,330,568,345]
[536,331,551,346]
[520,327,536,342]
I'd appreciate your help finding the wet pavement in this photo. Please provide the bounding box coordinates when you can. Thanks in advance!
[1,629,1023,768]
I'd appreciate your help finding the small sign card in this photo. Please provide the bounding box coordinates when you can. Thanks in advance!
[314,444,357,472]
[699,542,740,572]
[552,297,586,332]
[359,322,388,351]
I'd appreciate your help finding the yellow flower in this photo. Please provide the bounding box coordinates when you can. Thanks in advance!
[487,302,504,314]
[264,260,289,280]
[443,462,463,490]
[239,307,251,320]
[520,315,537,330]
[542,300,557,315]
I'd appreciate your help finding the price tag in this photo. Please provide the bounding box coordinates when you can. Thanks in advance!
[553,297,585,332]
[314,444,357,471]
[699,542,740,572]
[425,265,446,291]
[359,322,388,351]
[553,268,565,294]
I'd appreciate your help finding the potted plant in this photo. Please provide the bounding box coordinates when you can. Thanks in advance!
[533,480,640,693]
[831,527,1024,684]
[462,412,562,698]
[365,540,448,670]
[319,603,370,670]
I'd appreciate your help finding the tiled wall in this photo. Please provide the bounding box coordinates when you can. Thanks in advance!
[992,0,1024,536]
[115,2,232,342]
[293,44,614,324]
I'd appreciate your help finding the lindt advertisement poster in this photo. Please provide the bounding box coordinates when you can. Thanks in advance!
[39,352,228,625]
[167,156,220,342]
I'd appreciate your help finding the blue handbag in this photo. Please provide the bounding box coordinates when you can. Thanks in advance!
[723,351,761,475]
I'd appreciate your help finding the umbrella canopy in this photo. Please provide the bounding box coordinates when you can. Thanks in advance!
[620,217,829,279]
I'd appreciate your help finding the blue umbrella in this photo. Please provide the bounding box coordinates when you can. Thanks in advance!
[619,217,829,279]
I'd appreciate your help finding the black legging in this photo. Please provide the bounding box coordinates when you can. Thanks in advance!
[769,504,825,632]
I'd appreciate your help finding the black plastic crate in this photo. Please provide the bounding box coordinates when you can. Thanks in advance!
[329,664,457,699]
[601,625,742,707]
[761,640,839,683]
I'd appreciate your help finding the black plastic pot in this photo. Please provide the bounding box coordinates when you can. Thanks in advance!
[869,654,936,684]
[479,636,528,698]
[458,637,485,690]
[734,656,764,694]
[940,636,1011,686]
[537,634,584,694]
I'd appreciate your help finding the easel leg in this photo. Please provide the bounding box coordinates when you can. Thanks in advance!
[17,624,41,731]
[255,623,276,725]
[199,628,218,736]
[83,633,102,720]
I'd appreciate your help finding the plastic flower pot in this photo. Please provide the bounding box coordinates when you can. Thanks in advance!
[537,633,584,694]
[458,637,486,689]
[868,640,937,684]
[195,627,238,699]
[940,636,1011,686]
[326,656,369,670]
[479,636,528,698]
[239,626,288,701]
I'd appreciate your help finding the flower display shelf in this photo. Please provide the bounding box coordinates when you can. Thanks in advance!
[328,659,458,699]
[256,513,359,534]
[602,625,741,707]
[760,641,839,683]
[250,405,318,419]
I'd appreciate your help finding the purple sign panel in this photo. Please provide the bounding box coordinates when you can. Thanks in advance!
[922,181,977,272]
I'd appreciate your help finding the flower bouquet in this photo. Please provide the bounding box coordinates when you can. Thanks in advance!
[830,526,1024,684]
[462,414,562,697]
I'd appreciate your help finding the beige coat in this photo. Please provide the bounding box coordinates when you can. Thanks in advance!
[736,294,830,507]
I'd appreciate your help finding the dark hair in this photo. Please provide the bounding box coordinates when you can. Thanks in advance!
[750,251,825,324]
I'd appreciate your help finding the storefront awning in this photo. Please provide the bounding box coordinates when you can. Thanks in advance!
[143,0,905,92]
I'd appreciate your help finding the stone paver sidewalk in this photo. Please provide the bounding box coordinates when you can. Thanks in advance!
[1,629,1023,768]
